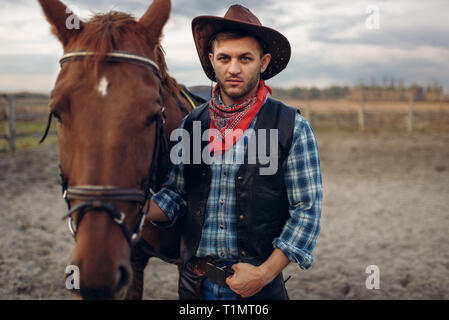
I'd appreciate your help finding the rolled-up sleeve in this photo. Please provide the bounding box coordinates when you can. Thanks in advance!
[151,116,188,227]
[273,112,323,270]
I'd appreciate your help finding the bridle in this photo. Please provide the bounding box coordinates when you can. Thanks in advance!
[41,50,167,247]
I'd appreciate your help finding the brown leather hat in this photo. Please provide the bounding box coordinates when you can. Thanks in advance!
[192,5,291,82]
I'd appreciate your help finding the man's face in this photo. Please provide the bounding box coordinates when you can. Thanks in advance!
[209,36,271,105]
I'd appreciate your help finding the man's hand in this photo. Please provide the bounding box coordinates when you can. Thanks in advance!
[225,263,269,298]
[144,199,170,223]
[225,248,291,298]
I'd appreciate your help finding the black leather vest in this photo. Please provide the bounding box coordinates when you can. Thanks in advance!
[180,98,299,265]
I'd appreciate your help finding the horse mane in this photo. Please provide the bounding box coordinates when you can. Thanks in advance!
[154,45,182,94]
[74,11,180,94]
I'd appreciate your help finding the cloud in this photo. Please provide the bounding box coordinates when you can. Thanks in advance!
[0,0,448,93]
[0,54,59,75]
[170,0,276,17]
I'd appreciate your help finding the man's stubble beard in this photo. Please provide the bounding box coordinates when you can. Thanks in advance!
[216,71,261,103]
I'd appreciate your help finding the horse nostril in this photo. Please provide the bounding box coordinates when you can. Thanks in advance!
[117,265,131,293]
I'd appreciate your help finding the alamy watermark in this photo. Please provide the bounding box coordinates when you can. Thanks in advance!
[169,121,279,175]
[65,265,80,290]
[66,5,81,30]
[365,265,380,289]
[365,5,380,30]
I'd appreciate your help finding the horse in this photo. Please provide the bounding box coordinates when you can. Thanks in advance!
[38,0,202,299]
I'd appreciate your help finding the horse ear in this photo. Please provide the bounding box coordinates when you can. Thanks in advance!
[38,0,83,46]
[138,0,171,45]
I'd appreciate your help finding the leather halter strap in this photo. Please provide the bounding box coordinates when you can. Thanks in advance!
[59,51,161,77]
[48,50,165,247]
[63,200,135,245]
[61,112,165,247]
[65,186,146,203]
[39,51,162,144]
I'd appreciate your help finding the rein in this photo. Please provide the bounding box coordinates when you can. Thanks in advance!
[42,50,167,247]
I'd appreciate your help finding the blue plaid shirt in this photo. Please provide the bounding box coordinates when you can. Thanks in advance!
[152,102,322,270]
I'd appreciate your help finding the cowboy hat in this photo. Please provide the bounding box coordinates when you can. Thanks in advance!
[191,5,291,82]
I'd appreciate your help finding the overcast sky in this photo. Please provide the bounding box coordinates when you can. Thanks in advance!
[0,0,448,93]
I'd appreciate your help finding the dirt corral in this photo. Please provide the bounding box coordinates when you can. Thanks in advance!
[0,129,448,299]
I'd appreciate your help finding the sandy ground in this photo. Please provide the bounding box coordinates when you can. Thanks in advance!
[1,130,448,300]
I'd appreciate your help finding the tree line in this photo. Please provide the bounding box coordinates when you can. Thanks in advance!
[272,81,448,102]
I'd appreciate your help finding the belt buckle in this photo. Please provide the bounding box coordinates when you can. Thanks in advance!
[206,262,228,288]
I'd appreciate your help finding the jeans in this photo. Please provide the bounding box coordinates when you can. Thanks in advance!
[179,258,289,300]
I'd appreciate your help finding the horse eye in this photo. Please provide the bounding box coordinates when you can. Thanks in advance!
[145,114,159,127]
[52,110,62,123]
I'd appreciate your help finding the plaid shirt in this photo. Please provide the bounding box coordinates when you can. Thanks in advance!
[152,103,322,270]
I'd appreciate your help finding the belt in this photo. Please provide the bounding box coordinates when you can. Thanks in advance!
[191,257,235,288]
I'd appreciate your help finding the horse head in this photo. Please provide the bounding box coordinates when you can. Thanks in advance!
[38,0,173,299]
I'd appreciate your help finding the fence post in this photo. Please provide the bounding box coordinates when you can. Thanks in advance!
[408,97,414,133]
[7,94,16,152]
[358,96,365,131]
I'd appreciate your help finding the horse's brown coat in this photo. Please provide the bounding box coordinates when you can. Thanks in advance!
[38,0,190,299]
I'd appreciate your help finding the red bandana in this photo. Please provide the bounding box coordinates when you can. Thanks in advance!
[209,80,272,154]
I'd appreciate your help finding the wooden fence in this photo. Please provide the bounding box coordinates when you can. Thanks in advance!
[360,97,416,132]
[1,93,445,153]
[301,97,420,132]
[0,94,53,152]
